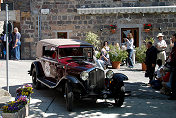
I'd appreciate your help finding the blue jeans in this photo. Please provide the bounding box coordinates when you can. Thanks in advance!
[127,49,134,67]
[15,45,20,60]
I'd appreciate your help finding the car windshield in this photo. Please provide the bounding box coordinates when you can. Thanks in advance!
[59,47,92,58]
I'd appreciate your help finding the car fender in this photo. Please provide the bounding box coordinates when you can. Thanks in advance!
[65,75,79,84]
[112,73,128,82]
[59,75,86,91]
[29,61,44,77]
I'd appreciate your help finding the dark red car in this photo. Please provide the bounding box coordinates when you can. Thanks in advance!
[28,39,128,111]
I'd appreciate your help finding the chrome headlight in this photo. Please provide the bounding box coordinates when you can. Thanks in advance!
[106,70,114,79]
[80,71,89,81]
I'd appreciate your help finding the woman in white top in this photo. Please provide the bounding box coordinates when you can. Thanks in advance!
[125,33,134,68]
[100,41,111,67]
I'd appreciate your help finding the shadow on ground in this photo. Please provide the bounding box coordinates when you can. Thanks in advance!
[1,81,174,118]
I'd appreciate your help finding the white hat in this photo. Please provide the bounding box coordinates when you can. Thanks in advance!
[157,33,164,37]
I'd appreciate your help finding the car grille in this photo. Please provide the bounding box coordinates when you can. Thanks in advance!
[88,68,105,92]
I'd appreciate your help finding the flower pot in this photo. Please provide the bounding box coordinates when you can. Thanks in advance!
[112,61,121,69]
[2,112,18,118]
[110,29,116,34]
[142,62,147,71]
[2,104,29,118]
[18,106,26,118]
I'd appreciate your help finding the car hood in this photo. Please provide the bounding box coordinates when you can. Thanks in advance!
[58,57,96,71]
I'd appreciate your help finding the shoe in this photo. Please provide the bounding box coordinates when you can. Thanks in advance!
[128,66,134,68]
[168,97,176,100]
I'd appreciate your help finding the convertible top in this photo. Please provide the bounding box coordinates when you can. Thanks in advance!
[39,39,92,47]
[36,39,92,58]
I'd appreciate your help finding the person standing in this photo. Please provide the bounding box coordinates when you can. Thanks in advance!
[100,41,111,67]
[168,33,176,100]
[104,41,110,59]
[145,41,157,84]
[13,27,21,60]
[156,33,167,64]
[125,33,134,68]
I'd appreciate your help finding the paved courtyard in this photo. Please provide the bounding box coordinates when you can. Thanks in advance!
[0,60,176,118]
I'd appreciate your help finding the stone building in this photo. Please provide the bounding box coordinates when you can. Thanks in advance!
[2,0,176,59]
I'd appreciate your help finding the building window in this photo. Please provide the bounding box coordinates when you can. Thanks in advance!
[57,32,68,39]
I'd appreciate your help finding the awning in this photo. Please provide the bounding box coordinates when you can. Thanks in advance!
[77,6,176,14]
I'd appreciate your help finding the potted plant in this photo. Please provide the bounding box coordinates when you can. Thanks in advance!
[135,45,147,71]
[1,84,33,118]
[144,24,152,32]
[1,96,29,118]
[109,25,117,34]
[16,84,33,103]
[109,45,128,69]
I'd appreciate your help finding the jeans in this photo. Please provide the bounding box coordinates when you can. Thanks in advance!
[15,45,20,60]
[127,49,134,67]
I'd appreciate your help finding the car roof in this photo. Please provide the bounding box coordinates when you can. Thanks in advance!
[39,39,92,46]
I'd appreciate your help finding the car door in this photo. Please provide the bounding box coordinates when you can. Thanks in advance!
[41,45,58,83]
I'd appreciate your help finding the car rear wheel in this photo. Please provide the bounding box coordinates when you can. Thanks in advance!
[114,86,125,107]
[65,82,73,111]
[32,68,41,90]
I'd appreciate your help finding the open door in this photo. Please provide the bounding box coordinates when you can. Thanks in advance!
[121,28,139,47]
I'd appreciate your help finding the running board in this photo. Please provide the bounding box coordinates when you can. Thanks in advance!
[37,77,57,89]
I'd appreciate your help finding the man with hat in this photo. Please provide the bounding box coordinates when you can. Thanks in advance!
[156,33,167,64]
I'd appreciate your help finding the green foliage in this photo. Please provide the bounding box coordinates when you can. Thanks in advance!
[144,37,155,44]
[85,32,100,49]
[95,51,101,59]
[109,45,128,62]
[135,45,147,63]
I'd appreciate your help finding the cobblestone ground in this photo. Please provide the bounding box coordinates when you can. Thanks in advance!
[0,60,176,118]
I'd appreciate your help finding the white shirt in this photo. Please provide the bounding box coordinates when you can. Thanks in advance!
[126,38,134,49]
[156,66,164,78]
[105,46,110,58]
[157,40,167,51]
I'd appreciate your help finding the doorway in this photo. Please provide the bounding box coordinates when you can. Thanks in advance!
[121,28,139,47]
[57,32,68,39]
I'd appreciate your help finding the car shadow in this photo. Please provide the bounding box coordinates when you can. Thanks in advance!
[1,82,174,118]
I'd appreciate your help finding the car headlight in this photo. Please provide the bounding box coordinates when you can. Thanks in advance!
[80,71,89,81]
[106,70,114,79]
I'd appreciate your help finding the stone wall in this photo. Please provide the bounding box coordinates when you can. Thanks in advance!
[4,0,176,59]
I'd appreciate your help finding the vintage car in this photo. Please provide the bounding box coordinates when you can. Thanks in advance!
[28,39,128,111]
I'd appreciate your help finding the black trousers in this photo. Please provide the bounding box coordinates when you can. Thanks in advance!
[3,42,13,60]
[170,69,176,97]
[146,65,155,83]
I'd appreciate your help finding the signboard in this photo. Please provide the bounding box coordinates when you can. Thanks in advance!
[1,3,14,11]
[41,9,50,14]
[0,11,16,21]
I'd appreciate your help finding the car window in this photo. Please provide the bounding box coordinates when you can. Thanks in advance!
[59,47,92,58]
[43,46,57,60]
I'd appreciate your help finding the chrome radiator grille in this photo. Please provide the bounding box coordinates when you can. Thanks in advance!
[88,68,105,91]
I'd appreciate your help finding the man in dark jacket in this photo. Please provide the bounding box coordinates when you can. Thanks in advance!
[145,41,157,84]
[168,33,176,100]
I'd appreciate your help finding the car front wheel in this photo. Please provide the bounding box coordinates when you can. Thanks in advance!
[114,86,125,107]
[32,68,41,90]
[65,82,73,111]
